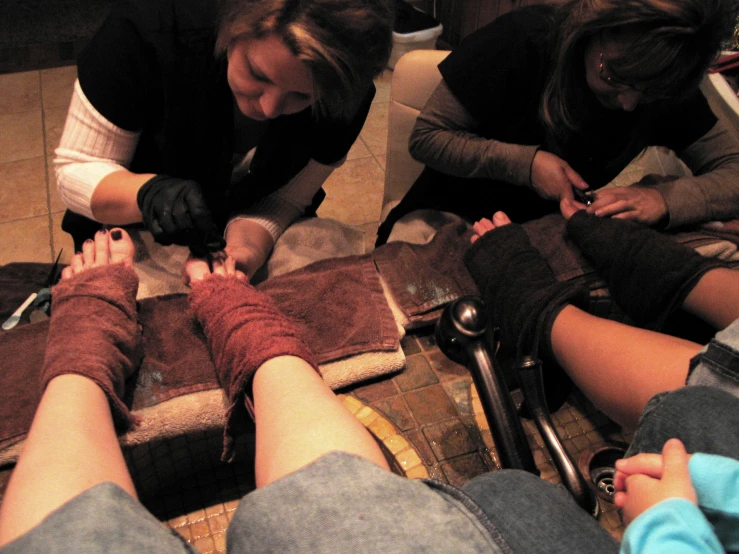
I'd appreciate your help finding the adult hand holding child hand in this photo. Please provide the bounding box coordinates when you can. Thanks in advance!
[613,438,697,525]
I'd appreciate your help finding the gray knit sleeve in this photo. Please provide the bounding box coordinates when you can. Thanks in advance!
[408,80,538,187]
[655,121,739,227]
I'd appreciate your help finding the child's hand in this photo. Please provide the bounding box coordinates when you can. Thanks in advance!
[613,439,697,525]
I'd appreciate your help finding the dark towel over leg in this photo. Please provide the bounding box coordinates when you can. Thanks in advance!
[189,276,319,462]
[464,224,589,362]
[40,265,142,431]
[567,211,726,328]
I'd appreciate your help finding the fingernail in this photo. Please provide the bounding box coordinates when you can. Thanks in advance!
[111,230,122,240]
[84,239,93,245]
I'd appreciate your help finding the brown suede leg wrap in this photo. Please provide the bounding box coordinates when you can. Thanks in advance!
[189,276,319,462]
[41,265,141,431]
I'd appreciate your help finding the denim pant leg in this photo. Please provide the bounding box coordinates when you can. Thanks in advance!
[686,318,739,398]
[0,483,196,554]
[226,452,513,554]
[460,470,619,554]
[626,386,739,459]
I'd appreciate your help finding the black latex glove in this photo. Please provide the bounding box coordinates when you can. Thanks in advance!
[137,175,226,256]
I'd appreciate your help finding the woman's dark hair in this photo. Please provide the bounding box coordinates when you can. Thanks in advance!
[542,0,739,137]
[216,0,394,120]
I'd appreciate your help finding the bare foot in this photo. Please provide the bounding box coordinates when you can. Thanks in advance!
[470,211,512,244]
[61,228,135,280]
[184,253,248,286]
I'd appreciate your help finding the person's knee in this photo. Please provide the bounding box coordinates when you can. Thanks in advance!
[463,469,560,505]
[646,386,737,427]
[629,386,739,458]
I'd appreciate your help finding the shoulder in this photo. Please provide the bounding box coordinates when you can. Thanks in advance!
[77,0,220,131]
[444,5,554,61]
[440,6,554,83]
[97,0,218,36]
[651,90,717,150]
[438,6,553,121]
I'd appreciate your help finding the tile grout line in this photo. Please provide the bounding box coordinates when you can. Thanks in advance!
[38,69,56,263]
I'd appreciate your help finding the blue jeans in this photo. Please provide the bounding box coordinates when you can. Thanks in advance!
[1,451,615,554]
[686,318,739,398]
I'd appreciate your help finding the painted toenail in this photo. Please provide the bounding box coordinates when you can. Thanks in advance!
[98,228,108,234]
[111,230,122,240]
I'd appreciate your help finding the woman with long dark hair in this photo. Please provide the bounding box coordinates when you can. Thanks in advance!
[377,0,739,245]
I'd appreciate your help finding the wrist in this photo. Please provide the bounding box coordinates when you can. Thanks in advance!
[226,244,265,278]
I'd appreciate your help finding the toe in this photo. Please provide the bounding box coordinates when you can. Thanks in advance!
[492,212,511,226]
[93,230,110,266]
[108,228,135,266]
[61,265,76,281]
[224,256,236,275]
[81,239,95,268]
[69,253,85,276]
[184,256,212,285]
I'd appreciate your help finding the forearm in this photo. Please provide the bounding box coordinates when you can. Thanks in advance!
[661,121,739,227]
[409,80,538,185]
[90,169,152,224]
[223,159,333,276]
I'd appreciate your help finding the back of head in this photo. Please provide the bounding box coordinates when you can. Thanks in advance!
[542,0,739,135]
[216,0,394,120]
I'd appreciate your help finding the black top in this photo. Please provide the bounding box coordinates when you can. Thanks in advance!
[377,6,717,242]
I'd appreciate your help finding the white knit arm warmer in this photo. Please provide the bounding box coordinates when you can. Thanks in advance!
[225,158,339,242]
[54,80,140,219]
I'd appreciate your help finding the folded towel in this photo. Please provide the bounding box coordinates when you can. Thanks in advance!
[134,294,220,409]
[258,255,399,358]
[372,221,479,326]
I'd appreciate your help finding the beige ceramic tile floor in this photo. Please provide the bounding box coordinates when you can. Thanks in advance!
[0,66,393,265]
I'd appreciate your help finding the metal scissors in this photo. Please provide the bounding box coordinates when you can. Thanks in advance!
[2,249,64,331]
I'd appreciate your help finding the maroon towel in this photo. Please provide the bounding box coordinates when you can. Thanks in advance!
[190,276,319,462]
[0,294,221,459]
[134,294,219,410]
[258,255,398,359]
[41,265,141,431]
[0,323,46,453]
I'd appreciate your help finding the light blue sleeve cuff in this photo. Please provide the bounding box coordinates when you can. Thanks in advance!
[689,453,739,549]
[621,498,722,554]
